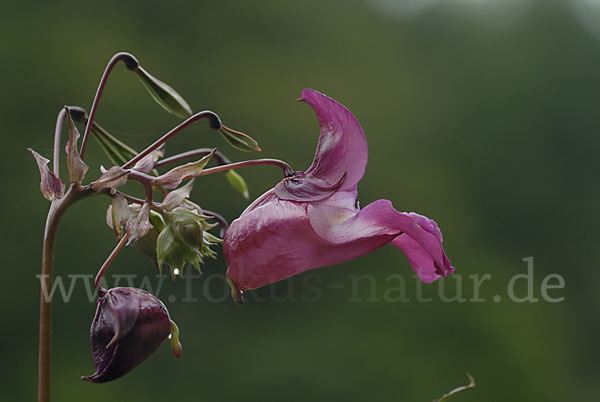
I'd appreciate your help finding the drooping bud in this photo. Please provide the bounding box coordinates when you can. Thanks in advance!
[82,287,178,383]
[218,125,261,152]
[134,66,193,119]
[106,194,130,239]
[28,148,65,201]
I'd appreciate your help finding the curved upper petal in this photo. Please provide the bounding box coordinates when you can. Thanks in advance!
[300,89,367,191]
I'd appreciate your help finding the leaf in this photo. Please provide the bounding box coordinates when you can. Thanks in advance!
[154,150,215,189]
[225,169,249,199]
[134,66,193,119]
[218,125,261,152]
[90,123,138,166]
[28,148,65,201]
[64,107,89,184]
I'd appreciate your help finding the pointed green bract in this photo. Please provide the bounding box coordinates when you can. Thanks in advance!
[169,320,182,359]
[218,126,261,152]
[134,66,193,119]
[70,111,138,167]
[225,170,249,199]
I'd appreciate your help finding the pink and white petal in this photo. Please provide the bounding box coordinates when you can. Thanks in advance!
[300,89,367,191]
[225,199,320,291]
[308,199,454,280]
[391,235,446,283]
[225,196,394,291]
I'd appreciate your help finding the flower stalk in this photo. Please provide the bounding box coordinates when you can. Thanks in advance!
[122,111,222,169]
[80,52,140,158]
[38,184,94,402]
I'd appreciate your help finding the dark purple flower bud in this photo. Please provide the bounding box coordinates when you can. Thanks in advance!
[82,287,177,383]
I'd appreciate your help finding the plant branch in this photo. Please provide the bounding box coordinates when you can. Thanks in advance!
[154,148,231,168]
[80,52,139,159]
[433,373,476,402]
[197,158,294,178]
[38,184,94,402]
[52,106,88,176]
[122,111,222,169]
[94,233,129,290]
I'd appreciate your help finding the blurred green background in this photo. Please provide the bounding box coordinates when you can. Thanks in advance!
[2,0,599,400]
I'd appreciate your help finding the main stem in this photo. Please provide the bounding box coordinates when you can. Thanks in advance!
[38,185,92,402]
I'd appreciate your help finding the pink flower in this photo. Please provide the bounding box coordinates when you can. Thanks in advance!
[224,89,454,301]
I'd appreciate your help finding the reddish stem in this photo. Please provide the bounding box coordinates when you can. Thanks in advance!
[197,159,294,177]
[80,52,139,159]
[155,148,231,168]
[94,234,129,290]
[122,111,221,169]
[52,106,88,176]
[38,184,94,402]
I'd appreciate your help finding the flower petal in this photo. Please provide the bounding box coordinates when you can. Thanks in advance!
[308,198,454,282]
[274,171,346,202]
[225,195,453,292]
[225,198,319,291]
[300,89,367,191]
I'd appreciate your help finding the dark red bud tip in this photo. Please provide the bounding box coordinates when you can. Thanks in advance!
[68,106,88,120]
[82,287,172,383]
[208,113,222,130]
[120,52,140,70]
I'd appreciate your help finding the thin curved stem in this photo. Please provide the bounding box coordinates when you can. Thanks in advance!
[94,233,129,290]
[433,373,476,402]
[52,108,66,175]
[197,159,294,178]
[80,52,139,159]
[122,111,222,169]
[38,184,94,402]
[155,148,231,168]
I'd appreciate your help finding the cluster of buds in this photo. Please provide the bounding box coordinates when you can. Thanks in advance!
[30,52,291,384]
